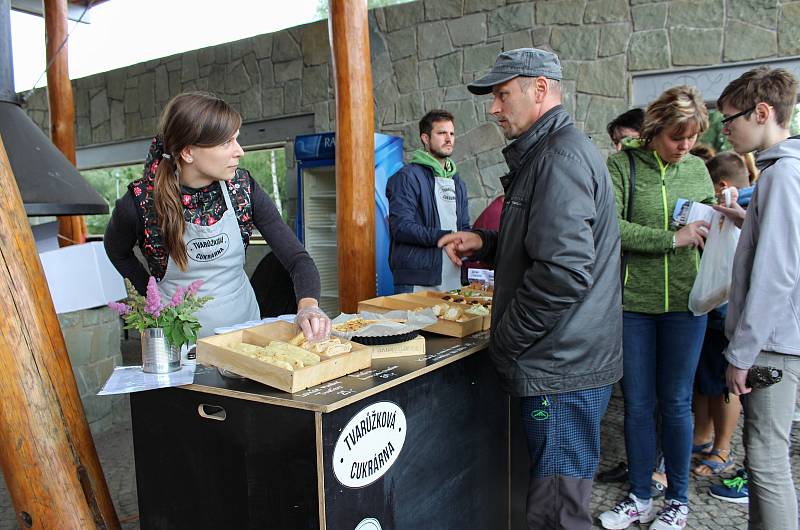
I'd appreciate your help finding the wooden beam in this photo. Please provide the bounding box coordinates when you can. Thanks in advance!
[0,138,119,528]
[44,0,86,246]
[329,0,376,313]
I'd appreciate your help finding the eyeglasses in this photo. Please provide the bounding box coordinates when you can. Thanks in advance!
[721,106,756,125]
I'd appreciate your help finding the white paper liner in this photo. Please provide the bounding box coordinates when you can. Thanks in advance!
[331,309,437,339]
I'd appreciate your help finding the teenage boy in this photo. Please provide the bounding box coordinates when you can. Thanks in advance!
[716,66,800,530]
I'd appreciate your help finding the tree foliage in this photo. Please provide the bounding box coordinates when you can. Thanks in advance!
[80,147,288,235]
[314,0,410,19]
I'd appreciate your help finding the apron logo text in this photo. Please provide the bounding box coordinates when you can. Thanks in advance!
[187,234,230,263]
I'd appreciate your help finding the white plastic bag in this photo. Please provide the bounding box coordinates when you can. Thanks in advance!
[689,212,741,316]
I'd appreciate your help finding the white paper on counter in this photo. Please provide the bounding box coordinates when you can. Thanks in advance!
[331,309,438,339]
[97,364,196,395]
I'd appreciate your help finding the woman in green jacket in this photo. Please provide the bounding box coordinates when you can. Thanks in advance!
[599,86,715,530]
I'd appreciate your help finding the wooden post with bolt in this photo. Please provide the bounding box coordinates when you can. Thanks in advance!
[0,137,119,528]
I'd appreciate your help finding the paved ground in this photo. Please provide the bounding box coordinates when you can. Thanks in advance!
[1,357,797,529]
[588,387,767,530]
[0,396,139,530]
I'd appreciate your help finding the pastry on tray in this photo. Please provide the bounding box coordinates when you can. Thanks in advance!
[331,317,378,333]
[431,303,465,322]
[229,340,321,371]
[465,303,490,316]
[331,315,418,346]
[300,337,352,356]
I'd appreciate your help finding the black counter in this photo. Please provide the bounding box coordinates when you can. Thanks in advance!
[130,331,521,530]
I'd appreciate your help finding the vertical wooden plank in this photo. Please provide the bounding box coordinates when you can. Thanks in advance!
[316,411,327,530]
[44,0,86,246]
[0,137,119,528]
[328,0,376,312]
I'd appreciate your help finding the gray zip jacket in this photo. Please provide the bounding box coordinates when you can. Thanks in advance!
[725,137,800,369]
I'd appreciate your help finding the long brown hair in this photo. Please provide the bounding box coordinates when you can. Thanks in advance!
[154,92,241,271]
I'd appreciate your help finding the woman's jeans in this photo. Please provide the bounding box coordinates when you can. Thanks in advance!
[622,311,707,504]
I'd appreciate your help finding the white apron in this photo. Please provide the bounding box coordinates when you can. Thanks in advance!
[158,180,260,339]
[414,176,462,293]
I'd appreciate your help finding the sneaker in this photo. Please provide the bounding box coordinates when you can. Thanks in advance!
[598,494,656,529]
[649,500,689,530]
[709,469,749,504]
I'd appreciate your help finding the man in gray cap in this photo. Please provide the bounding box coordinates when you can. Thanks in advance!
[438,48,623,529]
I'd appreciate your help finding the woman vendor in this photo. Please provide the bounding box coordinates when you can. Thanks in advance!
[104,91,330,341]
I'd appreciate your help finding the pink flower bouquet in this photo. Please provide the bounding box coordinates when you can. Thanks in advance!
[109,277,212,351]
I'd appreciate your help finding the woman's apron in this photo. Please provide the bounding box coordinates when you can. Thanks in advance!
[158,180,260,339]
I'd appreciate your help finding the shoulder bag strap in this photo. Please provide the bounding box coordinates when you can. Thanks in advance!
[621,150,636,299]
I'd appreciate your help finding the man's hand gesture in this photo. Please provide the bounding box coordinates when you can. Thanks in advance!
[437,231,483,266]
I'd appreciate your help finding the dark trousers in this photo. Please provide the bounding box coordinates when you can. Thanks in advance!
[520,385,612,529]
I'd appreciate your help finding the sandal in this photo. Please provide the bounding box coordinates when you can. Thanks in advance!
[693,448,735,477]
[692,440,713,455]
[651,477,667,498]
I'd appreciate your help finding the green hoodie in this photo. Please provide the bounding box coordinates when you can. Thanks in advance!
[607,139,715,314]
[410,149,457,178]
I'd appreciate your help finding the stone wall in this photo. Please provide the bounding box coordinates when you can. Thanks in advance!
[22,0,799,219]
[58,307,124,436]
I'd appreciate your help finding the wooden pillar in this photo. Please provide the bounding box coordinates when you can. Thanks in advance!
[0,139,119,528]
[44,0,86,246]
[328,0,376,312]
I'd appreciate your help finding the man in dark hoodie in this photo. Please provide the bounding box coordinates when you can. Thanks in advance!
[439,48,623,530]
[386,110,470,293]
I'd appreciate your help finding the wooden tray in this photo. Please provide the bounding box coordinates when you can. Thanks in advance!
[196,321,371,393]
[461,282,495,296]
[420,289,492,304]
[357,294,484,338]
[413,291,492,331]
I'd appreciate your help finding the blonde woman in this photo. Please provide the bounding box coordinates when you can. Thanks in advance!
[105,92,329,340]
[598,86,715,530]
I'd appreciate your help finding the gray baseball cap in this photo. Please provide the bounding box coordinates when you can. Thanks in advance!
[467,48,562,95]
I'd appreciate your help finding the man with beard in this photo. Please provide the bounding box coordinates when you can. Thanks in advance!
[438,48,623,529]
[386,109,470,293]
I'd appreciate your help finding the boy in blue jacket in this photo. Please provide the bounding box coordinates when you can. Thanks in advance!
[386,110,470,293]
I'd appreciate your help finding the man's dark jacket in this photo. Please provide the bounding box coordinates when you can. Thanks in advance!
[386,163,470,286]
[474,106,623,396]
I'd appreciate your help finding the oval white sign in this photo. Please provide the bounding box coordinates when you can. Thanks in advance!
[187,233,229,263]
[354,518,382,530]
[333,401,407,488]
